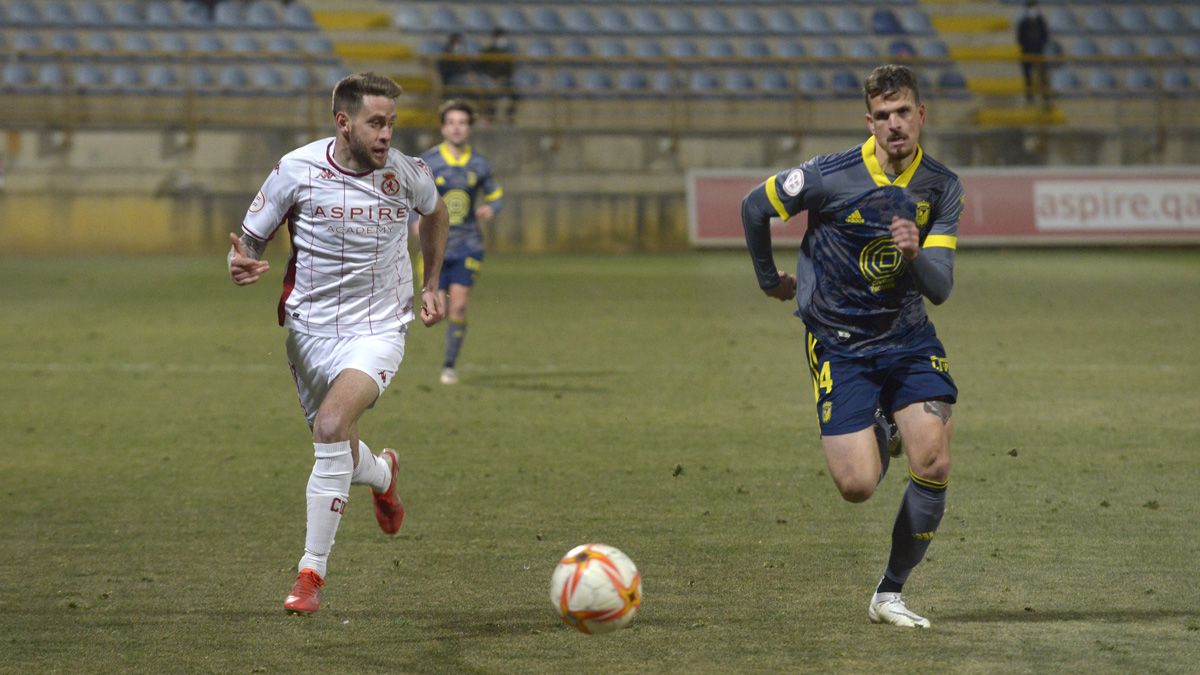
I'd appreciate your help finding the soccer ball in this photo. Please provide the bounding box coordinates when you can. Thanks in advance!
[549,543,641,635]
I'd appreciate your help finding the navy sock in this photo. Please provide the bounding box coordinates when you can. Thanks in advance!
[443,319,467,368]
[881,469,947,590]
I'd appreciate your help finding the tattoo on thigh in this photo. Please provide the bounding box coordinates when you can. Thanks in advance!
[924,400,952,424]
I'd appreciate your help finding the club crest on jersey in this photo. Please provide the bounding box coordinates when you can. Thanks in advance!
[916,201,931,228]
[381,172,400,196]
[249,190,266,213]
[783,169,805,196]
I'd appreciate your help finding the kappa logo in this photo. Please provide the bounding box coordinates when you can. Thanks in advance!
[316,168,337,180]
[379,370,388,384]
[846,209,865,224]
[381,172,400,196]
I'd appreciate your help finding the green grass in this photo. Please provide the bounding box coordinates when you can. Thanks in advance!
[1,250,1197,673]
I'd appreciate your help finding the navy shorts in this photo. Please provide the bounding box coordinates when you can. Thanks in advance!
[804,326,957,436]
[440,250,484,289]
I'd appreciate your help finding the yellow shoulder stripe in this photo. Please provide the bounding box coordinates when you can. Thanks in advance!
[764,177,790,220]
[922,234,957,250]
[484,188,504,201]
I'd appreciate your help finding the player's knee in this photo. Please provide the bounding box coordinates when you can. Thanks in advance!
[833,476,876,503]
[311,410,351,444]
[911,452,951,484]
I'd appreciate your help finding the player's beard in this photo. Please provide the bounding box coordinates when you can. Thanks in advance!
[348,129,387,171]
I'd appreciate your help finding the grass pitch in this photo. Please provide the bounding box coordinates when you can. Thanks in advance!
[1,249,1197,673]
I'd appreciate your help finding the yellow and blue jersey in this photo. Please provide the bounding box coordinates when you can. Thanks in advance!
[419,142,503,259]
[744,137,963,357]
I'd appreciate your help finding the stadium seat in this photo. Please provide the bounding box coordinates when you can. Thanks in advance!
[1189,7,1200,31]
[598,8,632,34]
[732,8,766,34]
[778,41,806,58]
[497,8,529,33]
[124,33,154,55]
[634,40,666,59]
[392,6,425,32]
[245,1,282,29]
[767,8,801,35]
[428,7,459,33]
[322,66,350,89]
[1115,7,1152,34]
[1044,7,1079,34]
[146,64,178,90]
[632,8,666,34]
[76,1,109,27]
[559,7,592,33]
[831,70,860,97]
[760,70,790,95]
[12,33,43,51]
[267,35,300,54]
[1124,68,1155,93]
[1162,68,1192,95]
[919,40,950,60]
[1104,39,1137,59]
[669,40,700,59]
[688,70,720,95]
[230,35,261,54]
[180,1,210,26]
[519,37,550,58]
[1082,7,1118,34]
[282,3,315,29]
[888,39,917,59]
[723,70,755,94]
[251,65,285,88]
[74,63,107,89]
[562,38,591,58]
[416,36,442,55]
[112,1,143,27]
[797,71,826,97]
[85,32,117,52]
[699,9,732,34]
[598,39,628,59]
[813,41,843,60]
[50,33,81,51]
[1144,37,1175,60]
[41,1,73,25]
[665,9,699,34]
[38,63,67,88]
[847,41,880,60]
[742,40,772,58]
[218,65,249,90]
[531,7,565,33]
[833,8,866,35]
[285,65,313,90]
[898,8,933,34]
[800,8,833,35]
[212,1,241,27]
[617,70,648,93]
[1151,6,1185,33]
[195,34,226,54]
[1085,69,1117,93]
[189,65,216,91]
[462,6,494,32]
[1048,68,1081,95]
[1182,37,1200,60]
[550,70,577,92]
[706,40,736,59]
[512,68,539,92]
[111,64,141,90]
[937,70,968,93]
[1066,37,1100,59]
[2,63,34,89]
[650,70,676,95]
[145,1,178,28]
[871,9,905,36]
[6,0,40,26]
[304,35,334,56]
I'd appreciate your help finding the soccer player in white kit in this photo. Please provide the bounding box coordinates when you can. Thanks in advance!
[227,72,450,616]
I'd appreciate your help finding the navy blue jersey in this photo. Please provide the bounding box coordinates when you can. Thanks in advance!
[419,143,503,258]
[744,137,963,356]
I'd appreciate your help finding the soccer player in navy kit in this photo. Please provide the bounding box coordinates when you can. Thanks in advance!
[420,100,504,385]
[742,65,961,628]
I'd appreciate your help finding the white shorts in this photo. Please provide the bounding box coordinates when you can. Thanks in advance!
[285,328,407,425]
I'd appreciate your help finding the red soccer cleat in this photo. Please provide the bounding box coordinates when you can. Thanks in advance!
[372,448,405,535]
[284,568,325,616]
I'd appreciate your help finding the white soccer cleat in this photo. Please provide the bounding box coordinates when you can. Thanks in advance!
[440,367,458,385]
[868,591,931,628]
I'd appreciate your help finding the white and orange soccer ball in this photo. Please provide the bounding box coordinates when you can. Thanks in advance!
[549,543,642,635]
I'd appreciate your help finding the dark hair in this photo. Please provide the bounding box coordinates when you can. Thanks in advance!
[331,72,403,117]
[863,64,920,111]
[438,98,476,125]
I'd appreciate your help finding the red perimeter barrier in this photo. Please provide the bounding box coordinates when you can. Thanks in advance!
[687,167,1200,247]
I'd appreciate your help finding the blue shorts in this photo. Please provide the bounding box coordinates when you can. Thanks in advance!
[440,250,484,289]
[804,326,957,436]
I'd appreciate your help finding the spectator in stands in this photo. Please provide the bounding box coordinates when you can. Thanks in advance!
[437,33,475,90]
[1016,0,1050,105]
[479,28,518,124]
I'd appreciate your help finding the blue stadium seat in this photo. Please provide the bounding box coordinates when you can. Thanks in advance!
[1182,37,1200,60]
[760,70,790,95]
[41,1,73,25]
[212,1,241,27]
[322,66,350,89]
[50,33,80,51]
[303,35,334,56]
[779,41,806,58]
[195,34,226,54]
[285,65,313,90]
[12,33,42,50]
[562,38,591,58]
[76,1,109,27]
[497,7,529,33]
[898,8,933,34]
[732,8,766,34]
[525,38,555,58]
[531,7,564,33]
[550,70,577,92]
[282,3,315,30]
[767,8,800,35]
[598,39,628,58]
[7,0,40,26]
[112,1,144,27]
[847,41,880,60]
[86,32,117,52]
[797,71,826,97]
[512,68,539,92]
[415,37,442,56]
[919,40,950,60]
[1162,68,1192,95]
[147,64,178,90]
[598,8,632,33]
[145,1,178,28]
[1151,6,1184,33]
[189,65,216,90]
[124,33,154,54]
[833,8,866,34]
[800,8,833,34]
[563,8,596,33]
[38,63,67,88]
[2,63,34,89]
[617,70,648,93]
[218,65,249,90]
[813,41,843,60]
[670,40,700,59]
[428,7,459,33]
[650,71,676,95]
[742,40,772,58]
[1085,69,1117,93]
[180,1,210,26]
[1124,68,1155,94]
[871,9,905,36]
[1144,38,1174,60]
[1104,39,1137,59]
[1066,37,1100,59]
[1116,7,1152,34]
[706,40,736,59]
[632,8,665,34]
[74,63,107,89]
[723,70,755,94]
[230,35,261,54]
[634,40,665,59]
[1044,7,1079,34]
[111,63,142,90]
[245,1,282,29]
[699,9,732,34]
[462,7,493,32]
[888,39,917,59]
[831,70,860,97]
[1189,7,1200,31]
[268,35,300,54]
[393,6,424,31]
[688,70,719,95]
[251,65,285,88]
[1082,7,1118,34]
[664,9,696,34]
[937,70,968,92]
[1049,68,1081,95]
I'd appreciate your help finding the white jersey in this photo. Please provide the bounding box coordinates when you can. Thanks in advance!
[242,138,438,337]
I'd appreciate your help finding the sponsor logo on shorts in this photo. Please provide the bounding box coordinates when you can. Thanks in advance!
[821,401,833,423]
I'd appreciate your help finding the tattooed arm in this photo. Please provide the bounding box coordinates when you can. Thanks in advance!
[227,231,271,286]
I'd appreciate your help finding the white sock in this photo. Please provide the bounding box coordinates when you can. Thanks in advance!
[350,440,392,492]
[298,441,353,578]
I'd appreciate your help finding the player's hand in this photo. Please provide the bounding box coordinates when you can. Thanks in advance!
[419,287,445,327]
[475,204,495,222]
[763,271,797,301]
[228,232,270,285]
[890,215,921,260]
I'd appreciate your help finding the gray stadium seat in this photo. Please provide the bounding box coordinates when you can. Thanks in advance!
[42,1,73,25]
[526,38,555,58]
[1082,7,1118,34]
[598,8,632,33]
[145,1,178,28]
[617,70,648,93]
[195,34,226,53]
[1049,68,1081,94]
[531,7,564,33]
[831,70,860,97]
[723,70,754,93]
[7,0,40,26]
[74,63,107,89]
[563,8,596,33]
[705,40,736,59]
[1144,38,1175,60]
[245,1,282,29]
[86,32,117,52]
[833,8,866,34]
[919,40,950,60]
[111,64,141,90]
[669,40,699,59]
[888,39,917,59]
[393,6,424,32]
[1104,39,1137,59]
[462,6,494,33]
[285,65,313,90]
[50,33,80,51]
[813,41,842,60]
[1124,68,1155,93]
[251,66,285,88]
[1085,69,1117,93]
[147,64,178,90]
[218,65,249,90]
[213,1,241,27]
[937,70,968,94]
[761,70,790,94]
[848,41,880,60]
[1182,37,1200,60]
[1162,69,1192,95]
[871,9,905,36]
[550,71,577,91]
[282,3,314,30]
[428,7,459,33]
[38,63,67,88]
[416,37,442,56]
[800,8,833,34]
[268,35,300,54]
[732,8,766,34]
[699,9,732,34]
[497,8,529,33]
[303,35,334,56]
[1066,37,1100,59]
[666,9,699,34]
[742,40,772,58]
[767,9,800,35]
[688,71,719,94]
[512,69,539,92]
[112,1,143,27]
[1116,7,1152,34]
[562,38,591,58]
[798,71,826,97]
[190,65,216,90]
[598,39,628,59]
[2,63,35,89]
[12,33,43,50]
[124,33,154,54]
[779,41,806,58]
[650,71,676,95]
[230,35,261,54]
[1044,7,1079,34]
[634,40,665,59]
[180,1,210,27]
[632,8,665,34]
[898,8,933,35]
[1151,7,1184,33]
[76,1,109,27]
